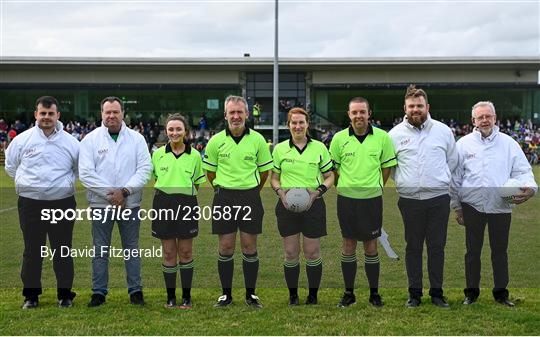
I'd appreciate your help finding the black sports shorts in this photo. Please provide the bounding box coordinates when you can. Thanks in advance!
[211,187,264,235]
[151,190,199,240]
[275,197,327,238]
[337,194,382,241]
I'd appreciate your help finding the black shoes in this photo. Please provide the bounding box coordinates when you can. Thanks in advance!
[130,291,145,305]
[22,298,38,309]
[463,296,477,305]
[406,297,421,308]
[179,298,193,309]
[305,294,318,305]
[58,298,73,308]
[164,298,176,308]
[88,293,106,307]
[289,295,299,306]
[214,294,233,307]
[337,291,356,308]
[431,296,450,308]
[245,294,263,309]
[58,291,76,308]
[496,298,515,307]
[369,293,384,307]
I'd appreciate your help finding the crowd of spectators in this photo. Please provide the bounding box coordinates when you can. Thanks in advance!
[391,116,539,165]
[1,115,538,165]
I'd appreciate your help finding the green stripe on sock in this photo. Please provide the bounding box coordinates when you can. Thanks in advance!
[178,260,195,269]
[162,264,179,273]
[284,260,300,268]
[306,257,322,267]
[341,253,357,263]
[242,254,259,263]
[218,254,234,262]
[364,254,380,264]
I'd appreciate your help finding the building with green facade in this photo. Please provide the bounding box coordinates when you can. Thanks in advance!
[1,56,538,131]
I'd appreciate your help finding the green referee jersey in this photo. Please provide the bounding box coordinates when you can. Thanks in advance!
[202,127,273,189]
[272,137,333,189]
[330,124,397,199]
[151,143,206,196]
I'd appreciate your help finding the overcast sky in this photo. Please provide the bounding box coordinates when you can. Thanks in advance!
[1,0,539,58]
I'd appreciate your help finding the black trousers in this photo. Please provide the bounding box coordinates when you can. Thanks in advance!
[461,203,511,300]
[18,196,76,300]
[398,194,450,298]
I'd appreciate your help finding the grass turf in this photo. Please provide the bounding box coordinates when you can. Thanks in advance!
[0,167,539,335]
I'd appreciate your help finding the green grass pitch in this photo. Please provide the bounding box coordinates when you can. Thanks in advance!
[0,167,539,335]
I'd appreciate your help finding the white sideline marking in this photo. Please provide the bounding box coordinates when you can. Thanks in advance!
[0,206,16,213]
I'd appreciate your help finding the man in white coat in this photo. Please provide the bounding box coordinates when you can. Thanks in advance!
[79,96,152,307]
[389,85,458,308]
[451,101,537,306]
[5,96,79,309]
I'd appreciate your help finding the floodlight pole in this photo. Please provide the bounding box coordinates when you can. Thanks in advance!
[272,0,279,146]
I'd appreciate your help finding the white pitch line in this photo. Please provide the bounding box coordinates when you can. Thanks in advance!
[0,206,17,213]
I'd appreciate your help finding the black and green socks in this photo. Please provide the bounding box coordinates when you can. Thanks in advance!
[178,260,194,299]
[364,253,380,294]
[218,253,234,297]
[306,257,322,297]
[341,252,357,293]
[242,252,259,298]
[284,259,300,297]
[162,263,178,300]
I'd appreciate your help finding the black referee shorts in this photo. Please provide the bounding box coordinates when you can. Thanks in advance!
[337,194,382,241]
[151,190,199,240]
[275,197,327,238]
[211,187,264,235]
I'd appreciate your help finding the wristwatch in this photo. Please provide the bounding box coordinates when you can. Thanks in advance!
[121,188,131,198]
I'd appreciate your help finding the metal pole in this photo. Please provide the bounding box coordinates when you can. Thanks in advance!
[272,0,279,146]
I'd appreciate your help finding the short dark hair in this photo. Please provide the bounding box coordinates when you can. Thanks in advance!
[35,96,59,109]
[348,97,370,111]
[100,96,124,111]
[404,84,428,103]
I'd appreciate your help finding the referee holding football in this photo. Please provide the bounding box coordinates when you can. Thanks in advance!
[203,95,273,308]
[270,107,334,306]
[151,114,206,309]
[451,101,537,306]
[330,97,397,307]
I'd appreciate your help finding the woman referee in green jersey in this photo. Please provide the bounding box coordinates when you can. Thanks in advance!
[151,114,206,309]
[270,108,334,305]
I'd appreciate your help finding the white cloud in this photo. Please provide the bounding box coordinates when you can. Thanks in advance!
[1,0,538,57]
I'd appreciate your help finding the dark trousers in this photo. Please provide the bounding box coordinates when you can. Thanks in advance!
[398,194,450,298]
[18,196,76,300]
[461,203,511,300]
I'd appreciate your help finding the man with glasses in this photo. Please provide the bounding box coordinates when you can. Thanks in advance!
[79,96,152,307]
[451,101,537,306]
